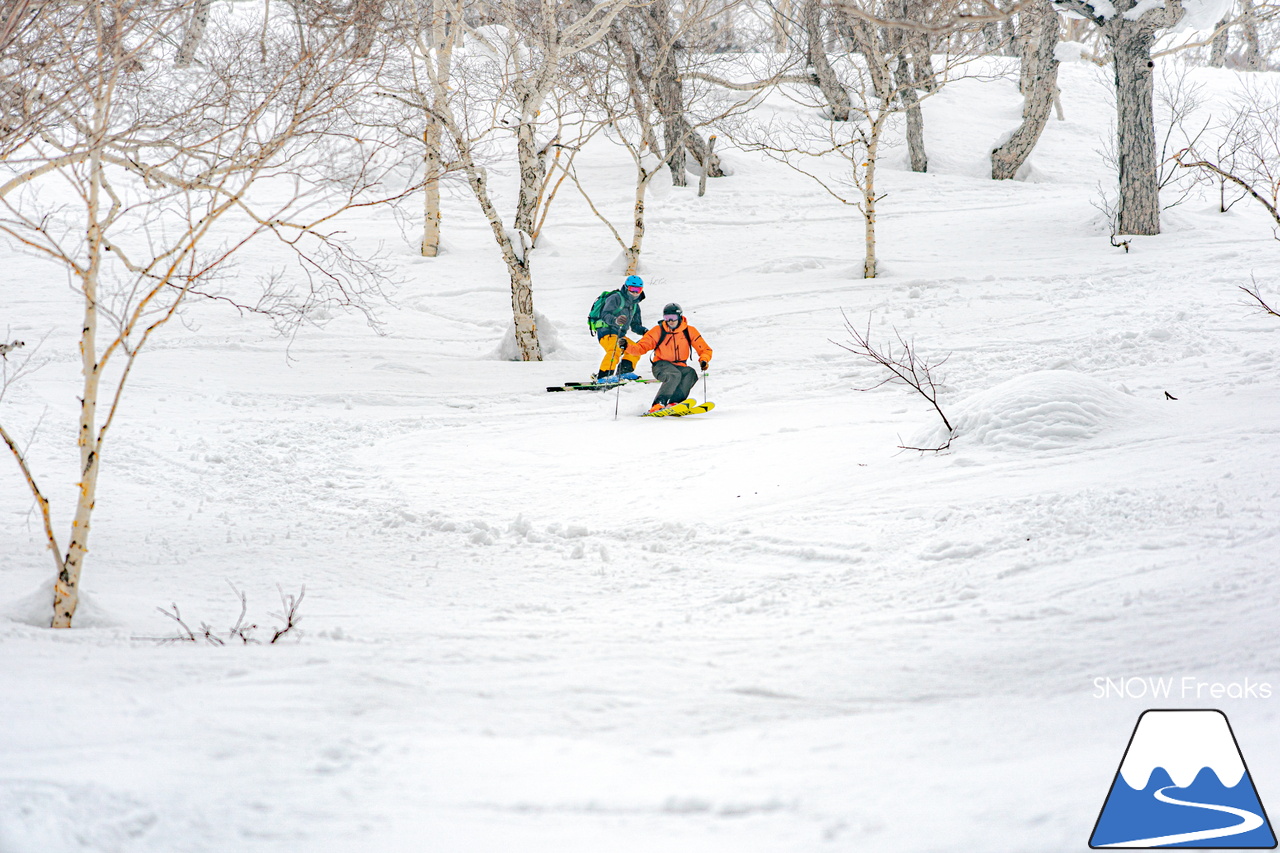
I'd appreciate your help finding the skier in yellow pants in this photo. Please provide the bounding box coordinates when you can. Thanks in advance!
[589,275,648,384]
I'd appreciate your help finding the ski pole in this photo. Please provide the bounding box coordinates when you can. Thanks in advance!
[611,334,625,421]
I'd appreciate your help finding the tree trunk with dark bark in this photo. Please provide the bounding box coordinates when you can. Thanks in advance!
[1109,23,1161,234]
[896,53,927,172]
[1208,15,1229,66]
[992,0,1061,180]
[1242,0,1262,70]
[803,0,851,121]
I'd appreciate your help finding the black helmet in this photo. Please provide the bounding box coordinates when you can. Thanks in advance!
[662,302,683,319]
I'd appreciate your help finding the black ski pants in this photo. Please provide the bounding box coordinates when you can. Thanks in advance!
[651,360,699,406]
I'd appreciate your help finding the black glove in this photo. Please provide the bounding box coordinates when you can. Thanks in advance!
[618,339,628,351]
[700,360,709,371]
[614,315,626,327]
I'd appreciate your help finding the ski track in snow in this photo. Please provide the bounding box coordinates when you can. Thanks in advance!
[3,60,1280,852]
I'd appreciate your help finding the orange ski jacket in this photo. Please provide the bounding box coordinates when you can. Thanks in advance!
[625,318,712,367]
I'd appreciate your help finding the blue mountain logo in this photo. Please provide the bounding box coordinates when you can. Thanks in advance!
[1091,709,1276,848]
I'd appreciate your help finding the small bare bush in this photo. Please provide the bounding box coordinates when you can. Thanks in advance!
[835,310,954,451]
[146,583,305,645]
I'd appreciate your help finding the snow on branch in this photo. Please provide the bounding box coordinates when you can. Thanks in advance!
[833,0,1039,34]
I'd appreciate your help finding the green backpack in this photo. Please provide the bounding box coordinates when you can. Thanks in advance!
[587,289,618,333]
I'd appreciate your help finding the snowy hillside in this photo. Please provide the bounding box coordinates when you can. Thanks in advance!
[3,51,1280,853]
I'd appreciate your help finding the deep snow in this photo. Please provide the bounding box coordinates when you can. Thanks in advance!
[2,54,1280,853]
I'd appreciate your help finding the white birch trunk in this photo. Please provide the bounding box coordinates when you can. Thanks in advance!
[174,0,213,68]
[421,1,453,258]
[422,121,443,257]
[625,166,655,273]
[52,145,105,628]
[862,116,886,279]
[452,130,542,360]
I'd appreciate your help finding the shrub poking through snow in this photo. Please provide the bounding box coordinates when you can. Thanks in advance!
[835,311,954,452]
[146,583,305,645]
[1241,280,1280,319]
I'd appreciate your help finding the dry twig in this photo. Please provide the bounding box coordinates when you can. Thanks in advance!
[1241,279,1280,318]
[833,310,954,451]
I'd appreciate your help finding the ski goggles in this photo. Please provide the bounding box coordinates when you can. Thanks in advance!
[626,285,643,294]
[662,314,681,323]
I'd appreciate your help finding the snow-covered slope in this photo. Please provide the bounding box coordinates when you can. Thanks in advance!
[2,55,1280,853]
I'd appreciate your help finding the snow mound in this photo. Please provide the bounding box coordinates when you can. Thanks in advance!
[737,256,827,274]
[489,310,572,361]
[913,370,1137,450]
[1,578,121,628]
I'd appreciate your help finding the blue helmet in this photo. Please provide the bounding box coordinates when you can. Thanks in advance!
[624,275,643,290]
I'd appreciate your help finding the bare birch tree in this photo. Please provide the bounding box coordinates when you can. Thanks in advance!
[566,8,764,273]
[739,55,927,276]
[0,0,406,628]
[372,0,464,258]
[408,0,633,362]
[739,1,977,276]
[1175,77,1280,235]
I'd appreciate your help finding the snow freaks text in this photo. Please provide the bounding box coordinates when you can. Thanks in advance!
[1093,677,1274,700]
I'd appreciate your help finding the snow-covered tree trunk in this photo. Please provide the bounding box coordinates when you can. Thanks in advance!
[508,262,540,360]
[804,0,851,120]
[625,172,648,274]
[655,76,687,185]
[903,0,936,92]
[174,0,213,67]
[992,0,1060,180]
[885,0,927,171]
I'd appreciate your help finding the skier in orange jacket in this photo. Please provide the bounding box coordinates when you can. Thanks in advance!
[620,302,713,414]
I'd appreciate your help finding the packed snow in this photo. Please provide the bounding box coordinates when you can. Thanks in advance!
[3,52,1280,853]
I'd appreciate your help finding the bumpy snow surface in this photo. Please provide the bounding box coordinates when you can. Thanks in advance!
[3,55,1280,853]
